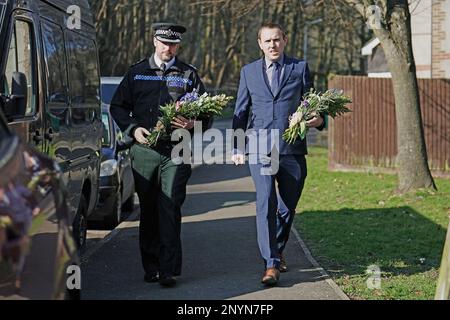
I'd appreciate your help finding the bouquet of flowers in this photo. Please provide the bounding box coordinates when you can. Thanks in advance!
[283,89,352,144]
[147,90,233,146]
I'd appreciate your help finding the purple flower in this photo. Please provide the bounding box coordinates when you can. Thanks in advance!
[302,100,310,108]
[180,90,199,103]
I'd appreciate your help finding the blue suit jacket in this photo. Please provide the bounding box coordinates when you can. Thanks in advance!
[232,55,323,155]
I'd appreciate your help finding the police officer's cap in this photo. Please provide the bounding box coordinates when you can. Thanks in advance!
[152,23,186,44]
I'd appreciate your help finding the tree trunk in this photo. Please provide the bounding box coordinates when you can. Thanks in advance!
[375,3,435,192]
[346,0,436,193]
[390,58,436,192]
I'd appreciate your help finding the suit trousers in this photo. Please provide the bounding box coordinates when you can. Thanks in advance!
[130,143,191,278]
[249,154,307,269]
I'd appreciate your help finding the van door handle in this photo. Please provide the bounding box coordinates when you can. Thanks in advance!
[44,128,54,141]
[32,130,43,144]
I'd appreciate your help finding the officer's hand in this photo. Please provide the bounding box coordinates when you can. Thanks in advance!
[306,113,324,128]
[134,127,151,145]
[171,116,195,130]
[231,153,245,166]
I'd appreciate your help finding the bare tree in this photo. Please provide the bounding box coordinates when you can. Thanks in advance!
[343,0,436,192]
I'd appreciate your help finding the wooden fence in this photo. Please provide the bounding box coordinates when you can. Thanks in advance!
[328,76,450,178]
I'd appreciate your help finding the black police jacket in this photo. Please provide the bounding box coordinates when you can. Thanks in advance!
[110,54,211,142]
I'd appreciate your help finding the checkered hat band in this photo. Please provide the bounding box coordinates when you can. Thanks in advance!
[155,29,182,38]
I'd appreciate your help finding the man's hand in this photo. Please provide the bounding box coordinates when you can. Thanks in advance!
[171,115,195,130]
[134,127,151,145]
[231,153,245,166]
[306,115,324,128]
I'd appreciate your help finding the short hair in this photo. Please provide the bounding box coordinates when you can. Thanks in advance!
[258,23,286,40]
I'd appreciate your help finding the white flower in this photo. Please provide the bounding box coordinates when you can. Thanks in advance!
[289,111,304,128]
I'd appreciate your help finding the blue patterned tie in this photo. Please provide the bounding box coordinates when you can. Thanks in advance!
[271,62,281,94]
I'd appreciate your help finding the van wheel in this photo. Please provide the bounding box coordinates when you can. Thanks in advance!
[103,190,121,229]
[122,191,135,213]
[73,195,88,250]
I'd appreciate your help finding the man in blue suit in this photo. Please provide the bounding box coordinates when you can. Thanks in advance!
[232,23,325,286]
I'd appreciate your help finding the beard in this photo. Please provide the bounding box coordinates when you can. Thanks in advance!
[160,51,175,62]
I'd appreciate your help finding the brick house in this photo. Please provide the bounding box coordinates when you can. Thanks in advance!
[362,0,450,78]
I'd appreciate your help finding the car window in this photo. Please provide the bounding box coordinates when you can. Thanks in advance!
[0,5,5,31]
[0,116,9,140]
[2,19,37,117]
[0,113,11,154]
[65,31,100,124]
[100,83,119,105]
[101,112,111,147]
[42,21,68,108]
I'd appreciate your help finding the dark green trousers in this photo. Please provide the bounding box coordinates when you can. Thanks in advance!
[130,143,191,278]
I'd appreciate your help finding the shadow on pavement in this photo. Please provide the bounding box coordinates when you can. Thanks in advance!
[188,164,251,186]
[81,214,330,300]
[182,191,255,217]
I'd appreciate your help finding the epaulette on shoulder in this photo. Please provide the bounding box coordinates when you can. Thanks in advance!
[179,60,198,71]
[188,63,198,71]
[131,58,147,67]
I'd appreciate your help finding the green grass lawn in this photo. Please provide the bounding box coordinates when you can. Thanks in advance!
[295,147,450,300]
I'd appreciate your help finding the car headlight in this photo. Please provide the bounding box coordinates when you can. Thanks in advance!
[100,159,118,177]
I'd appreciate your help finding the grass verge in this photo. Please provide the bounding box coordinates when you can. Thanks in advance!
[295,147,450,300]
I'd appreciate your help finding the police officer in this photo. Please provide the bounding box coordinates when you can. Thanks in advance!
[110,23,207,287]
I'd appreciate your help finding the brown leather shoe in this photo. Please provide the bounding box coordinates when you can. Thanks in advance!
[280,255,288,273]
[261,267,280,286]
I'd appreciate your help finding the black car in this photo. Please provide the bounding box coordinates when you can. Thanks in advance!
[0,0,103,249]
[0,105,79,299]
[88,85,135,229]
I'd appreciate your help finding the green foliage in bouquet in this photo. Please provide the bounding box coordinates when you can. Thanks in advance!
[283,89,352,144]
[147,90,233,146]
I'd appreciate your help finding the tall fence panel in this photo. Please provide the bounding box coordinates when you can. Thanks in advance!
[328,76,450,178]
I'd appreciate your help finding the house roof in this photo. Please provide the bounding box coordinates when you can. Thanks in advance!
[362,38,381,56]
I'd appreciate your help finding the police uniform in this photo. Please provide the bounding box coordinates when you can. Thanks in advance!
[110,23,207,285]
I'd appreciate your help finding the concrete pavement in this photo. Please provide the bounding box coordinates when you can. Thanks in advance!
[81,119,347,300]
